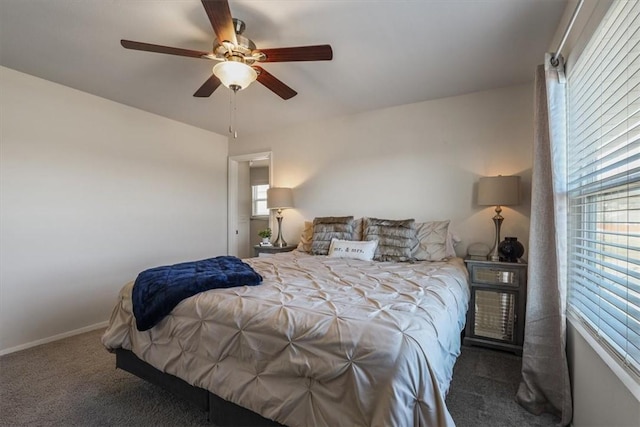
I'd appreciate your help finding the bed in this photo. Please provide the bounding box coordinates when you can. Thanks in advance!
[102,248,469,427]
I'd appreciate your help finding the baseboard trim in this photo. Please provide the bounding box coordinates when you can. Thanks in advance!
[0,321,109,356]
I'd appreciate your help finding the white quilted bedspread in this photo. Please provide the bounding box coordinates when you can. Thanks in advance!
[102,252,469,427]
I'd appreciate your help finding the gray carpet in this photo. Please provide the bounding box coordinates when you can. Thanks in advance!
[0,329,559,426]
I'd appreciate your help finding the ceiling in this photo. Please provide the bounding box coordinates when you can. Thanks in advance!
[0,0,567,138]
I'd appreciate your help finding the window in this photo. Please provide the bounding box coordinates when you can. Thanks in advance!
[566,0,640,375]
[252,184,269,217]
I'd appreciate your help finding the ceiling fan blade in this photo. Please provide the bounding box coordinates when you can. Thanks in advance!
[121,40,210,58]
[255,45,333,62]
[201,0,237,46]
[193,74,222,97]
[253,66,297,100]
[120,40,212,58]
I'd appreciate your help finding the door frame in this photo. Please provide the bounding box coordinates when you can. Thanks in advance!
[227,151,272,256]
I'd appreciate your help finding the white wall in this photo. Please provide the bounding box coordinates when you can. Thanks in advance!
[230,83,534,257]
[567,321,640,427]
[0,67,229,353]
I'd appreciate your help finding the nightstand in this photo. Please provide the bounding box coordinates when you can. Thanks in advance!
[253,245,297,257]
[464,258,527,355]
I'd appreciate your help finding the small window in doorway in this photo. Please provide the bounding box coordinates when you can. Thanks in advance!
[252,184,269,217]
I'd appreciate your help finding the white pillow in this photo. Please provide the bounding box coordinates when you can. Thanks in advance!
[446,230,461,257]
[328,238,378,261]
[412,220,450,261]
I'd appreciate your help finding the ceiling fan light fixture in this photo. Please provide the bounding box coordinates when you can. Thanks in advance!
[213,61,257,91]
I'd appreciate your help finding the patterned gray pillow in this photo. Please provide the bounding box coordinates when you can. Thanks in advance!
[363,217,416,262]
[311,216,355,255]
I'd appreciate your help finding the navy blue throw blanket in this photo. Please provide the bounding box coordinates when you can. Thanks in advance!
[132,256,262,331]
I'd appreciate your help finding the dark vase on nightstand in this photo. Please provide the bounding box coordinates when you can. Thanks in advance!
[498,237,524,262]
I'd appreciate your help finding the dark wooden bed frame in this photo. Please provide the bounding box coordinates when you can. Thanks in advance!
[115,349,283,426]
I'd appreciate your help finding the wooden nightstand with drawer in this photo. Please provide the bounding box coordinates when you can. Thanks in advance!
[464,258,528,355]
[253,245,297,257]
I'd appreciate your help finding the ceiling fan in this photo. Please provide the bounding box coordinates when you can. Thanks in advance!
[121,0,333,100]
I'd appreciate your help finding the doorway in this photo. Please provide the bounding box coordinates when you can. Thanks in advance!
[228,152,272,257]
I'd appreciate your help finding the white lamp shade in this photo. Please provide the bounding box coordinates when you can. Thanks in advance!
[212,61,257,90]
[267,187,294,210]
[478,176,520,206]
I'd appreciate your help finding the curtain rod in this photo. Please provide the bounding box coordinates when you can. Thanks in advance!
[550,0,585,66]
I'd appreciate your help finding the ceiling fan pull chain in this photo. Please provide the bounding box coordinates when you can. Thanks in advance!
[229,86,238,139]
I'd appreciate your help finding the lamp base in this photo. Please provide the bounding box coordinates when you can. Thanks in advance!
[488,208,504,261]
[272,212,287,248]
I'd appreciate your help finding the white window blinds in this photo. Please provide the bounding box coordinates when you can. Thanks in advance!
[567,0,640,375]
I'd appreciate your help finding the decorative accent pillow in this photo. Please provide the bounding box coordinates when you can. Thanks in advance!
[412,220,451,261]
[328,238,378,261]
[363,217,416,262]
[311,216,355,255]
[296,221,314,253]
[353,218,364,241]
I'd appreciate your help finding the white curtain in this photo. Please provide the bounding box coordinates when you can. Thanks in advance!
[516,54,572,426]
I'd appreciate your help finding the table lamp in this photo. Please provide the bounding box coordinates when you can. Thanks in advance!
[267,187,294,248]
[477,175,520,261]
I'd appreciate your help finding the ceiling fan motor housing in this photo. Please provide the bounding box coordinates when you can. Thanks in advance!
[233,18,246,35]
[213,18,258,63]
